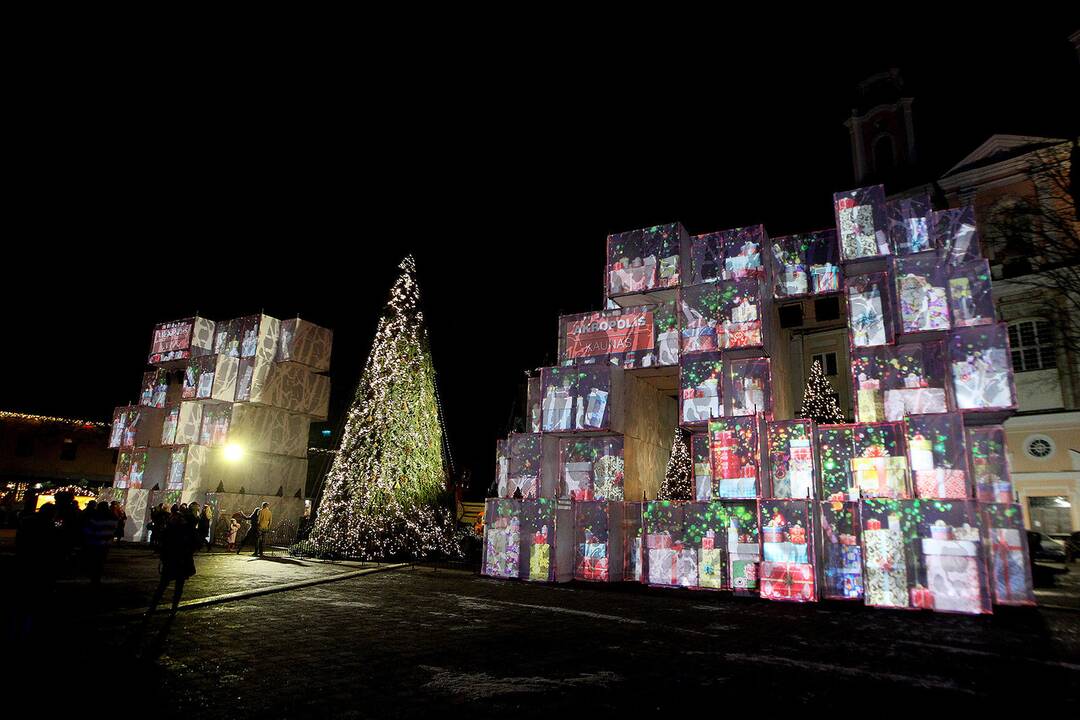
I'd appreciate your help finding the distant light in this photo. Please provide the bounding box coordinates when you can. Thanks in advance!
[321,429,332,437]
[224,444,245,462]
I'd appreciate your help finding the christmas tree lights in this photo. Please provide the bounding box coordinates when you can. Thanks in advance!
[799,360,844,424]
[301,256,459,560]
[659,427,692,501]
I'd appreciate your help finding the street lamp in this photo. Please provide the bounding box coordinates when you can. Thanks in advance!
[224,443,244,462]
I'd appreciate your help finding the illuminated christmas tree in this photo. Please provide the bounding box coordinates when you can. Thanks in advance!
[302,256,459,560]
[800,359,845,424]
[659,427,692,501]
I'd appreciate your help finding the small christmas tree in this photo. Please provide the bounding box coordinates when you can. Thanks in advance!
[659,427,693,501]
[800,359,845,424]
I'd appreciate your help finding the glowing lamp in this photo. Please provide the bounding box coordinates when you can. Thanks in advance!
[224,444,245,462]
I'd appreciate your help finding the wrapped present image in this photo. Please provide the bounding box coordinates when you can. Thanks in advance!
[607,223,688,296]
[861,500,918,608]
[760,562,816,602]
[482,500,522,580]
[766,420,815,499]
[769,229,840,298]
[698,547,727,589]
[834,185,889,260]
[949,325,1016,411]
[968,426,1013,503]
[680,354,724,426]
[910,500,992,614]
[849,422,910,498]
[894,253,952,333]
[931,206,982,265]
[572,501,626,582]
[540,365,621,433]
[980,504,1036,606]
[887,193,932,255]
[947,259,994,328]
[847,272,895,348]
[708,417,760,499]
[559,436,624,501]
[726,357,772,417]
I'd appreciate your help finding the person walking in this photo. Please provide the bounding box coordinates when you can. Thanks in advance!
[254,502,272,557]
[145,504,199,616]
[197,504,212,553]
[235,506,260,555]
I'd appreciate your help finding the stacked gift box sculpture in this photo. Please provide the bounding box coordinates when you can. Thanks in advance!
[105,315,331,543]
[484,195,1035,613]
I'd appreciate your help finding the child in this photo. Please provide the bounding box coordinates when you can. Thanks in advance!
[227,514,241,552]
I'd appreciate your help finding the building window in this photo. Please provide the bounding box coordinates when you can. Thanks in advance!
[1024,434,1055,460]
[1008,320,1056,372]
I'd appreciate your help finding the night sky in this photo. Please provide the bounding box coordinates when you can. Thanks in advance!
[5,18,1077,499]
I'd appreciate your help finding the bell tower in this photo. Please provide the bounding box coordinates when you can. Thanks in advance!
[844,69,917,186]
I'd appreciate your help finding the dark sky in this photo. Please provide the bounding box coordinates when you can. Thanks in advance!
[5,18,1077,499]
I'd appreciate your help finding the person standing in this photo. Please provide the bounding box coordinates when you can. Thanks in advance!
[254,502,272,557]
[226,514,240,552]
[83,502,117,585]
[197,504,212,553]
[235,506,260,555]
[145,504,199,616]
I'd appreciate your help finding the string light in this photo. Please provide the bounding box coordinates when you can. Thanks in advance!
[799,360,844,424]
[299,255,459,560]
[0,410,109,429]
[659,427,693,501]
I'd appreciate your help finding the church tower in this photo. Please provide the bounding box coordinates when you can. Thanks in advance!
[844,69,917,187]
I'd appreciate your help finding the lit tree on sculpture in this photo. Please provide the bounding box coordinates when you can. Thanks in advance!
[800,359,845,424]
[659,427,693,501]
[303,256,458,560]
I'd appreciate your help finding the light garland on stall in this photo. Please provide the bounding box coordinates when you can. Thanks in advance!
[0,410,109,429]
[299,255,459,560]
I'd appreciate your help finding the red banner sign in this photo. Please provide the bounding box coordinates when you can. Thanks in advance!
[564,310,654,359]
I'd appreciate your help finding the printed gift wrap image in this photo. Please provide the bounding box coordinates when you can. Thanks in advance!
[559,436,624,501]
[948,324,1016,411]
[769,229,840,298]
[708,417,760,499]
[607,223,687,296]
[931,206,981,266]
[139,370,170,409]
[759,500,816,602]
[980,503,1036,606]
[834,185,890,261]
[893,253,951,334]
[198,404,232,448]
[766,419,815,499]
[820,500,864,599]
[681,281,764,353]
[574,501,625,582]
[906,414,971,499]
[692,433,714,502]
[622,504,644,582]
[642,501,695,588]
[725,357,772,417]
[558,301,677,369]
[527,376,542,433]
[816,425,857,501]
[947,260,994,328]
[846,272,895,348]
[887,193,933,255]
[679,283,721,354]
[967,426,1013,503]
[851,422,910,499]
[502,433,543,499]
[495,438,509,498]
[148,317,215,365]
[912,500,992,614]
[680,353,723,426]
[722,500,760,594]
[860,499,917,609]
[688,225,767,285]
[482,499,522,579]
[719,280,764,349]
[853,343,949,422]
[540,365,615,432]
[521,499,558,582]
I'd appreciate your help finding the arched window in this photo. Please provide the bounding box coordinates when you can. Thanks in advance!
[872,134,895,175]
[1008,319,1056,372]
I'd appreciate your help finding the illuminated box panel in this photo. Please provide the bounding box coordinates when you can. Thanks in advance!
[769,229,840,298]
[679,280,764,355]
[948,324,1017,412]
[500,432,542,499]
[572,501,626,582]
[201,449,307,498]
[691,433,712,502]
[930,206,981,265]
[833,185,890,261]
[846,271,896,348]
[228,403,310,459]
[850,342,949,423]
[606,223,688,298]
[526,376,542,433]
[947,259,995,328]
[893,253,952,334]
[859,499,918,609]
[139,369,169,408]
[167,444,208,492]
[558,436,624,501]
[276,318,333,372]
[765,419,816,499]
[979,503,1036,606]
[181,354,239,403]
[707,416,761,499]
[170,401,203,446]
[114,446,168,491]
[967,426,1013,503]
[109,406,165,450]
[910,499,992,614]
[148,316,215,365]
[816,424,856,501]
[819,500,864,600]
[558,300,679,369]
[198,404,233,448]
[212,314,281,361]
[539,365,622,434]
[481,498,563,582]
[905,413,971,499]
[120,488,152,542]
[247,360,331,420]
[641,500,735,591]
[688,225,768,285]
[679,353,723,428]
[725,357,771,418]
[759,499,816,602]
[886,193,933,255]
[816,422,910,500]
